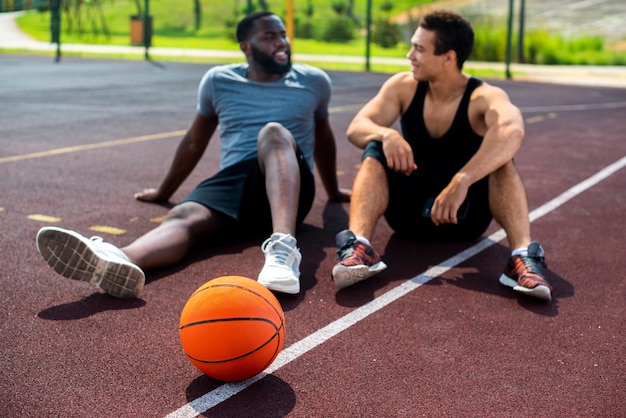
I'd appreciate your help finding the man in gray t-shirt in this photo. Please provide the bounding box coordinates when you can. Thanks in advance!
[197,62,330,172]
[36,12,350,298]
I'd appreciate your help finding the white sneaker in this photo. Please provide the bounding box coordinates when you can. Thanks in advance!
[257,233,301,294]
[36,226,145,299]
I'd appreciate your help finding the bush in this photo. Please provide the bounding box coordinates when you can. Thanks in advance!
[472,25,507,62]
[296,19,315,39]
[372,19,402,49]
[321,16,355,43]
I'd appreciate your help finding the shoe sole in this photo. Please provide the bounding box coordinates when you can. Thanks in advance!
[36,227,144,299]
[257,279,300,295]
[332,261,387,289]
[499,274,551,302]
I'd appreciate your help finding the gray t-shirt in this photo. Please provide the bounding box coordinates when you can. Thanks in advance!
[197,63,331,171]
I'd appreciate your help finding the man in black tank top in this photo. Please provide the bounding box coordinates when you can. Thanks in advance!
[332,10,552,301]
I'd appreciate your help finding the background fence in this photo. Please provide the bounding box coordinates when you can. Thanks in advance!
[3,0,626,66]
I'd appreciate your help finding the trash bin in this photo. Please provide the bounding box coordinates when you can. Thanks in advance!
[130,15,152,46]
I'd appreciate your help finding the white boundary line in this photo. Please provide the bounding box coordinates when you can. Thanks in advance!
[520,101,626,113]
[165,155,626,418]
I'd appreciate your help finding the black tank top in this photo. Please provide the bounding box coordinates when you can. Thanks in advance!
[400,77,483,173]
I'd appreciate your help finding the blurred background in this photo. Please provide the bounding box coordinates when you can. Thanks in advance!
[1,0,625,72]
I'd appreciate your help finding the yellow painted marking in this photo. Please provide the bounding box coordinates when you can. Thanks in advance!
[526,115,545,124]
[0,104,365,165]
[548,112,558,119]
[0,130,186,164]
[27,214,61,223]
[88,225,126,235]
[150,216,166,223]
[0,207,4,212]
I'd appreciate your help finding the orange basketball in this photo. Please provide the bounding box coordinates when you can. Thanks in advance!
[179,276,285,382]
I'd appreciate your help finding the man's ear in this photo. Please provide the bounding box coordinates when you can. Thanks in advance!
[240,41,250,56]
[444,49,457,68]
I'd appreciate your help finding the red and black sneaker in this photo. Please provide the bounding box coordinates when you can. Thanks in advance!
[499,241,552,301]
[332,230,387,289]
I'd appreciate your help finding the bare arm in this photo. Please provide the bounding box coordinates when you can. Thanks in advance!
[313,118,350,202]
[346,72,417,175]
[135,113,219,202]
[431,84,525,224]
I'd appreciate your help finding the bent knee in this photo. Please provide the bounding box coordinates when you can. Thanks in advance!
[257,122,295,148]
[259,121,286,135]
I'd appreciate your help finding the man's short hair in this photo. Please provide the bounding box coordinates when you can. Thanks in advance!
[236,11,275,42]
[419,10,474,70]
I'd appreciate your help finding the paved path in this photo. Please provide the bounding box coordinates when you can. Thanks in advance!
[0,11,37,43]
[1,10,625,88]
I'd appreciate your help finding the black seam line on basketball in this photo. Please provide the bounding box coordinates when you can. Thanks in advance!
[179,317,280,331]
[186,330,282,364]
[191,283,285,326]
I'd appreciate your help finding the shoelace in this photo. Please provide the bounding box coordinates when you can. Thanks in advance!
[517,254,547,275]
[271,246,290,264]
[263,239,295,265]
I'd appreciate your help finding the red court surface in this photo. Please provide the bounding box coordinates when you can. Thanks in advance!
[1,55,625,417]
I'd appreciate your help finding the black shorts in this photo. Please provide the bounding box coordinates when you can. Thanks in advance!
[362,141,492,241]
[181,147,315,233]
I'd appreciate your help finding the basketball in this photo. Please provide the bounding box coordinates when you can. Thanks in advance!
[179,275,286,382]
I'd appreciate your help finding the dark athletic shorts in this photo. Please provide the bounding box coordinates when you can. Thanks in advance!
[362,141,492,241]
[181,147,315,234]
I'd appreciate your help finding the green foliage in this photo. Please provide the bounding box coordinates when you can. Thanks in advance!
[380,1,394,13]
[330,0,349,15]
[295,19,315,39]
[321,16,356,43]
[472,25,507,62]
[471,24,622,66]
[372,19,402,49]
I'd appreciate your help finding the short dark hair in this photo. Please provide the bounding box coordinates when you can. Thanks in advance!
[419,10,474,70]
[236,11,275,42]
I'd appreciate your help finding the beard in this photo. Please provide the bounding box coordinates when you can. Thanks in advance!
[250,45,292,76]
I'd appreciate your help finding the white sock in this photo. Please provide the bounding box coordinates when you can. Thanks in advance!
[355,236,371,246]
[272,232,296,245]
[511,247,528,257]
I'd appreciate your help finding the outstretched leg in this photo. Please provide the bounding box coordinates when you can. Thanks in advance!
[36,201,224,299]
[122,201,224,270]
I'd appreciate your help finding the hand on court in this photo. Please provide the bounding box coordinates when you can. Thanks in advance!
[134,188,167,203]
[381,132,417,176]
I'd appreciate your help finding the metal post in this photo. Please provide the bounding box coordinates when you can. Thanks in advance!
[51,0,61,62]
[517,0,526,63]
[286,0,294,51]
[365,0,372,72]
[505,0,514,79]
[143,0,150,59]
